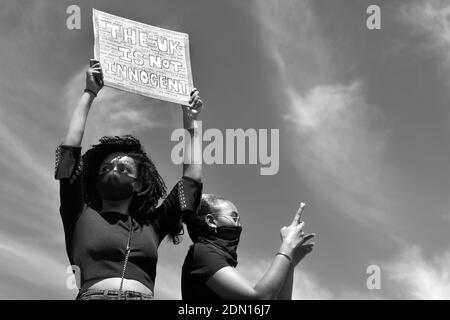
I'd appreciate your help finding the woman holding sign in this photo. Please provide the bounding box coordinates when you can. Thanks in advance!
[181,196,315,300]
[55,59,204,300]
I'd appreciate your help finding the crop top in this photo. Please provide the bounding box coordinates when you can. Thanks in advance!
[54,144,202,292]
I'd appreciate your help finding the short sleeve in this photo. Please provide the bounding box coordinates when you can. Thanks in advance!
[54,145,85,237]
[189,243,231,283]
[154,176,203,239]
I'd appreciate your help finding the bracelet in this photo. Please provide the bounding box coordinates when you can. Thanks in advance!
[84,88,97,97]
[276,251,292,263]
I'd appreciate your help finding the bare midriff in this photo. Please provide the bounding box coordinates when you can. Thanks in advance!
[88,277,152,295]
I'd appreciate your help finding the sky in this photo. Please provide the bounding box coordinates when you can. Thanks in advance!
[0,0,449,299]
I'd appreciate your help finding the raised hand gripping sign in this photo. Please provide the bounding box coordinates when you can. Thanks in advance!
[93,9,193,105]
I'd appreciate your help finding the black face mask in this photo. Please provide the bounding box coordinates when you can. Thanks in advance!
[198,225,243,267]
[96,171,136,201]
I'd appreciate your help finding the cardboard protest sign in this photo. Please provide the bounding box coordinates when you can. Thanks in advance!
[93,9,193,105]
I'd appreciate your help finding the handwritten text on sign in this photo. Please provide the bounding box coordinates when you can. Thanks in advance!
[93,9,193,105]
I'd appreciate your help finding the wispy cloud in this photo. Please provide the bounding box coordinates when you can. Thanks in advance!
[0,2,82,297]
[385,245,450,299]
[0,233,74,299]
[253,0,392,225]
[404,0,450,46]
[0,94,72,298]
[251,0,333,89]
[402,0,450,66]
[285,83,391,224]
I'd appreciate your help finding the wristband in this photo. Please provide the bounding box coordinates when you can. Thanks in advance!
[84,88,97,97]
[276,251,292,263]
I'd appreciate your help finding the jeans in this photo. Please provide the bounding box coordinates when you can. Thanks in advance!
[76,289,154,300]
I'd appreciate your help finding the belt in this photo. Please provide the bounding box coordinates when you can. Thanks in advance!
[77,289,153,300]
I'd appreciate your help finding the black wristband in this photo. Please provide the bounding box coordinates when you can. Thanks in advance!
[84,88,97,97]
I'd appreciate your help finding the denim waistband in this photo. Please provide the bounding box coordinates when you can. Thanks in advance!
[76,288,154,300]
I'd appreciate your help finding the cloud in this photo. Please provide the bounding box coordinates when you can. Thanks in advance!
[402,0,450,65]
[0,112,71,298]
[291,268,334,299]
[385,245,450,299]
[285,83,391,224]
[253,0,392,225]
[0,64,68,242]
[0,233,74,299]
[251,0,333,89]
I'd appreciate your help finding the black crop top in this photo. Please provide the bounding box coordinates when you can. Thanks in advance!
[54,144,202,292]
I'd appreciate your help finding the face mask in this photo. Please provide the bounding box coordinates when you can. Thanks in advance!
[197,225,243,267]
[215,226,242,241]
[96,171,136,201]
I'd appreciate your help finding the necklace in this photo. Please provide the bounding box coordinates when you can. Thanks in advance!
[118,215,134,299]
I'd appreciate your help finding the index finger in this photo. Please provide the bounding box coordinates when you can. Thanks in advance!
[292,202,306,225]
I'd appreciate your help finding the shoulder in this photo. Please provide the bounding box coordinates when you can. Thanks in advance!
[192,242,217,254]
[191,242,228,262]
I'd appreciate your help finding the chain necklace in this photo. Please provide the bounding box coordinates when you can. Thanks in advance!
[118,215,134,299]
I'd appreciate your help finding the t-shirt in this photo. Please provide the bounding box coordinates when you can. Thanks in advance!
[181,242,234,301]
[54,144,202,292]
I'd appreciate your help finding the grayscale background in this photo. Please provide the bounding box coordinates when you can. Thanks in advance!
[0,0,449,299]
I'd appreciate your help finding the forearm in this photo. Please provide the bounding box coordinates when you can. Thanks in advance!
[63,91,95,146]
[277,266,294,300]
[253,248,292,300]
[182,115,202,180]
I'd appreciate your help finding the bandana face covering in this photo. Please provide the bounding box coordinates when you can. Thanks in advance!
[96,171,136,201]
[198,225,243,267]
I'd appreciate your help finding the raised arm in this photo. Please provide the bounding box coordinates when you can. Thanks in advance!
[55,60,104,261]
[277,267,294,300]
[206,204,315,300]
[63,59,103,146]
[153,89,204,241]
[182,88,203,181]
[276,238,314,300]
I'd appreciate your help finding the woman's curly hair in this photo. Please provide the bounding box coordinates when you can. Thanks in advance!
[82,135,184,244]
